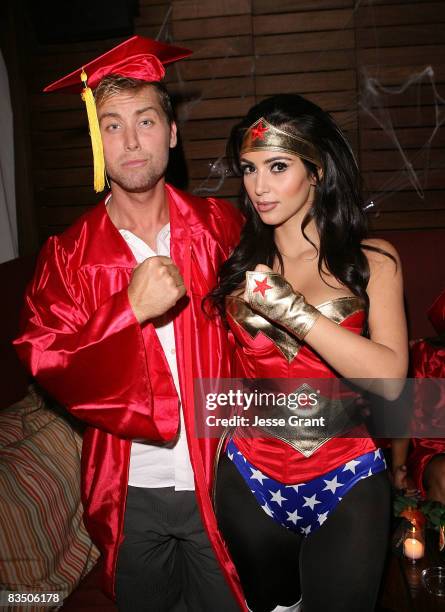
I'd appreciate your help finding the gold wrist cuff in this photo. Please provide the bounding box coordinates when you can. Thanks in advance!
[246,271,320,341]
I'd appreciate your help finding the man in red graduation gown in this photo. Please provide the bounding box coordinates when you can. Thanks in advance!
[14,36,246,611]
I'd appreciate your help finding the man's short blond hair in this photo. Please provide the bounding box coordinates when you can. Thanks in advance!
[94,75,174,124]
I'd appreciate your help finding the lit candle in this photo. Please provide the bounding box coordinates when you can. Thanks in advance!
[403,536,424,561]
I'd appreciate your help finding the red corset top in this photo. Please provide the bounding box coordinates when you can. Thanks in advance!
[225,295,376,483]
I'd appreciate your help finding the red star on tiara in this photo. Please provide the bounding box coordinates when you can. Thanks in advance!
[253,277,272,297]
[251,121,268,142]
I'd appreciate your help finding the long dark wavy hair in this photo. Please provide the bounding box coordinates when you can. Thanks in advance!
[206,94,391,331]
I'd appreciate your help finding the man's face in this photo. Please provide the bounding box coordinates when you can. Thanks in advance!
[98,85,177,193]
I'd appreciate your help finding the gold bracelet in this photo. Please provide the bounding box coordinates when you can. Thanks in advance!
[246,271,320,341]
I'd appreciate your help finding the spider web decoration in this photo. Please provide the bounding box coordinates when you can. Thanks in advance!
[359,64,445,212]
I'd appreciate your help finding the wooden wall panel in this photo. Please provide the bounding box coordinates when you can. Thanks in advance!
[11,0,445,244]
[255,50,356,74]
[253,9,354,34]
[356,0,445,230]
[255,71,356,95]
[172,0,251,20]
[357,24,444,48]
[253,0,353,13]
[355,2,445,26]
[255,30,355,54]
[170,0,254,202]
[173,15,252,39]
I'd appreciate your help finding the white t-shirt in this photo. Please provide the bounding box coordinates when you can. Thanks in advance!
[120,224,195,490]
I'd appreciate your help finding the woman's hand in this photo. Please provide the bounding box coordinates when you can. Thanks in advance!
[243,264,320,341]
[391,465,418,496]
[242,263,273,302]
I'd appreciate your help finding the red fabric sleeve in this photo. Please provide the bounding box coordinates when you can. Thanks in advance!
[14,237,178,441]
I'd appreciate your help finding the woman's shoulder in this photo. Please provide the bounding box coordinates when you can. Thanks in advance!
[361,238,402,288]
[361,238,401,268]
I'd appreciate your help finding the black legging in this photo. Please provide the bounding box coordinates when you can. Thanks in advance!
[216,453,390,612]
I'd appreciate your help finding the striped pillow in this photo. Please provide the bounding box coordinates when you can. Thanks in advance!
[0,387,100,605]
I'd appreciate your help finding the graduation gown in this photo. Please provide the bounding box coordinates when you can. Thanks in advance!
[14,184,246,608]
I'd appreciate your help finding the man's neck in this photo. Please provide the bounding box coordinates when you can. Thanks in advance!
[107,180,170,250]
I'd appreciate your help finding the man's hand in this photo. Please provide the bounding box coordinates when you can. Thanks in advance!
[128,256,186,324]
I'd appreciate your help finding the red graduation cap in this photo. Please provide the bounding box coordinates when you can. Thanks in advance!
[44,35,192,92]
[44,36,192,192]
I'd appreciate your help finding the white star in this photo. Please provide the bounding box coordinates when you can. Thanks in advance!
[368,467,373,477]
[317,512,329,526]
[261,502,274,518]
[342,459,361,474]
[287,483,305,493]
[301,525,311,535]
[286,509,302,525]
[374,449,381,461]
[303,494,321,511]
[250,468,267,484]
[228,451,234,461]
[237,451,247,462]
[269,489,287,506]
[322,476,343,494]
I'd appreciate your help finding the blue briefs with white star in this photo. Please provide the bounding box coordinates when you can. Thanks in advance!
[225,439,387,536]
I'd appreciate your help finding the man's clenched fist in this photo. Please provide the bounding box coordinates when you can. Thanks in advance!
[128,256,186,324]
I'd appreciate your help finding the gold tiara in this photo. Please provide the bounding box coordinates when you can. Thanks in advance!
[240,117,321,167]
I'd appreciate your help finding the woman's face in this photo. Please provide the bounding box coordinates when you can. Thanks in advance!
[240,150,316,227]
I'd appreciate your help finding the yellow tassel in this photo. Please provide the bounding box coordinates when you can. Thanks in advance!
[80,69,106,193]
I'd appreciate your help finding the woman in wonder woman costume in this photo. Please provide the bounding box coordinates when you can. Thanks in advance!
[207,95,408,612]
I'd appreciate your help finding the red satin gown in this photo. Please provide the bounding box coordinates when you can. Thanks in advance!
[14,184,247,608]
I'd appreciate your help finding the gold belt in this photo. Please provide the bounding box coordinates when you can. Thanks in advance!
[234,383,362,457]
